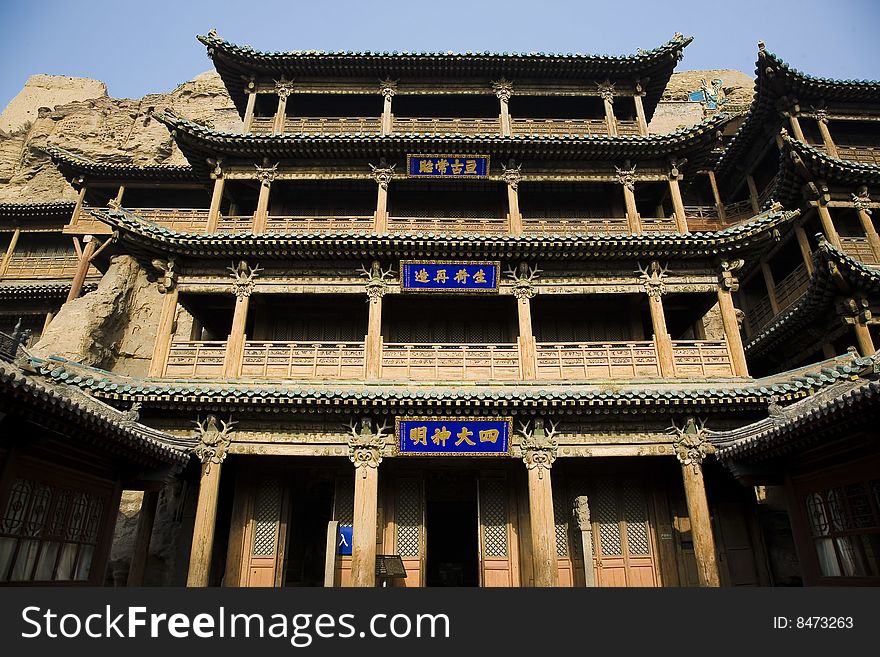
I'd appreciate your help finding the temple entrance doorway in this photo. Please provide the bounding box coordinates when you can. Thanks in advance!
[424,476,479,586]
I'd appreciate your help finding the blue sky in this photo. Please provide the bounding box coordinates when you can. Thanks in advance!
[1,0,878,109]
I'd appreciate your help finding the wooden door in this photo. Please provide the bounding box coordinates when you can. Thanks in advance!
[591,478,659,587]
[478,476,517,586]
[239,477,289,587]
[390,477,424,587]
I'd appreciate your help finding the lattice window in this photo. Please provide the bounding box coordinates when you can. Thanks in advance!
[396,480,422,557]
[553,486,570,557]
[480,479,508,557]
[623,482,651,556]
[593,480,622,556]
[334,477,354,528]
[251,479,282,557]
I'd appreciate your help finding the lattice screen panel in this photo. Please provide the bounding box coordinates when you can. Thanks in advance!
[252,479,282,556]
[479,479,508,557]
[553,486,570,557]
[623,483,651,556]
[593,479,622,556]
[334,477,354,528]
[396,480,423,557]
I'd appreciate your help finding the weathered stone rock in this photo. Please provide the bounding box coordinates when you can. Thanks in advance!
[31,254,162,375]
[0,74,107,134]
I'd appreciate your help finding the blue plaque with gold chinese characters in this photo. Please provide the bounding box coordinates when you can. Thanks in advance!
[406,154,490,178]
[400,260,499,293]
[396,417,512,456]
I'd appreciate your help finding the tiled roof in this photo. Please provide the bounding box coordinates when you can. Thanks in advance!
[0,281,97,300]
[0,357,190,468]
[92,204,796,261]
[0,201,76,220]
[47,146,198,184]
[711,352,880,463]
[153,109,729,178]
[198,31,692,121]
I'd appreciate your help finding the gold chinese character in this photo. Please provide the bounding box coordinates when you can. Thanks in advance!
[435,158,449,174]
[432,426,451,447]
[455,427,475,446]
[479,429,499,443]
[409,426,427,446]
[473,269,487,284]
[418,159,434,173]
[454,269,469,284]
[465,159,478,174]
[415,268,429,283]
[434,269,448,284]
[450,158,464,175]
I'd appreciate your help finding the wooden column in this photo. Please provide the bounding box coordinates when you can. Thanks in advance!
[788,115,806,142]
[599,82,617,136]
[380,80,396,136]
[65,235,97,302]
[372,164,393,234]
[69,183,87,226]
[816,203,841,248]
[272,82,291,135]
[365,281,384,379]
[854,192,880,261]
[793,220,814,274]
[187,444,229,587]
[573,496,596,587]
[148,284,179,376]
[680,459,721,587]
[206,169,225,232]
[645,277,674,377]
[707,171,726,222]
[348,420,385,588]
[253,163,275,233]
[115,184,126,206]
[853,322,876,356]
[127,490,160,586]
[515,283,536,379]
[522,420,558,587]
[42,310,55,334]
[0,227,21,278]
[224,290,251,378]
[717,265,749,377]
[816,113,839,159]
[668,176,689,233]
[746,174,761,214]
[243,88,257,132]
[504,164,522,235]
[621,176,641,234]
[633,86,649,135]
[760,262,781,316]
[493,79,513,137]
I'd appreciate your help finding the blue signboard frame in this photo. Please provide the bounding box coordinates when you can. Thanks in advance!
[395,416,512,456]
[406,154,490,178]
[400,260,500,293]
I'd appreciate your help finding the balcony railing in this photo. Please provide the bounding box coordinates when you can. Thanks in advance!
[1,254,84,279]
[217,215,258,232]
[392,117,501,135]
[134,208,211,232]
[387,216,508,234]
[522,217,630,235]
[251,116,382,135]
[745,263,811,334]
[639,216,679,233]
[510,118,611,136]
[265,215,375,233]
[840,236,880,265]
[535,341,660,379]
[164,341,227,378]
[379,340,522,380]
[241,341,366,379]
[815,143,880,166]
[670,340,735,377]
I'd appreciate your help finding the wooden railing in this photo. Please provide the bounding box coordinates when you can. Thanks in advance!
[535,341,660,379]
[379,340,521,380]
[2,254,83,279]
[671,340,735,377]
[265,215,374,233]
[840,236,880,265]
[387,216,508,234]
[133,208,211,232]
[241,341,366,379]
[251,116,382,134]
[747,297,774,334]
[392,117,501,134]
[815,144,880,166]
[639,216,679,233]
[522,217,630,235]
[217,215,256,232]
[775,263,810,310]
[510,118,609,136]
[164,341,227,378]
[757,176,777,207]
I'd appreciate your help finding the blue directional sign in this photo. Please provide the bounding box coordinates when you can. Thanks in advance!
[338,525,352,555]
[400,260,499,293]
[396,417,512,456]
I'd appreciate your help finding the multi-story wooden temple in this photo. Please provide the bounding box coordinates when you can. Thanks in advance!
[1,32,877,587]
